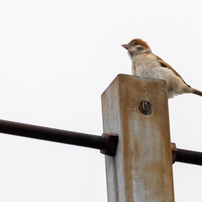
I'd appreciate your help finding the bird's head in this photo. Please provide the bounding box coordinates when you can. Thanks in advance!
[122,39,151,58]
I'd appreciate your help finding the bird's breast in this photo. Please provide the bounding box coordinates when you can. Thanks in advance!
[132,60,159,78]
[132,61,172,83]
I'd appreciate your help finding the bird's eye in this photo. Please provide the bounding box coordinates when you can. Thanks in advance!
[133,42,138,45]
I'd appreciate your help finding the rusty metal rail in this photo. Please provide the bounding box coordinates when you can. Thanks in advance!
[176,149,202,165]
[0,119,201,165]
[0,119,118,156]
[172,143,202,166]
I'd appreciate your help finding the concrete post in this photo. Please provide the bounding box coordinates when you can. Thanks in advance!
[101,74,174,202]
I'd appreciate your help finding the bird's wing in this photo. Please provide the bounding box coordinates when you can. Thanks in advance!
[154,54,191,87]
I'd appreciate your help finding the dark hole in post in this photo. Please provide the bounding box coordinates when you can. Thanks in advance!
[138,101,152,115]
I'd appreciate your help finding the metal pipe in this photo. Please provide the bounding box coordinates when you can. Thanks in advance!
[0,119,105,150]
[175,149,202,166]
[0,119,201,162]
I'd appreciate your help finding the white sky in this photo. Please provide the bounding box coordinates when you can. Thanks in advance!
[0,0,202,201]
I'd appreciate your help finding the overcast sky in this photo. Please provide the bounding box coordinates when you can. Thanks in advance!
[0,0,202,201]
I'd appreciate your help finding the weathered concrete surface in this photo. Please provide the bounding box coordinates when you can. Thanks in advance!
[102,74,174,202]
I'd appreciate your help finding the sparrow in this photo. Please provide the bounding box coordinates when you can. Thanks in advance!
[122,38,202,98]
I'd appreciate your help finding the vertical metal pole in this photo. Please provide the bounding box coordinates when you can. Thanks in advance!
[101,74,174,202]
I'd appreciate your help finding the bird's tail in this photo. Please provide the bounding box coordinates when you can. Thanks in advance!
[192,88,202,97]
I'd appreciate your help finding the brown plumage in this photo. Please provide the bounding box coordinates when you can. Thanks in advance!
[128,39,151,50]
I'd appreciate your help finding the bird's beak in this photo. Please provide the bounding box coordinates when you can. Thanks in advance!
[121,44,130,50]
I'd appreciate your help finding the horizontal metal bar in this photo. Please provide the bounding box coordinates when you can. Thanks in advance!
[0,119,118,156]
[176,149,202,166]
[1,119,201,162]
[172,143,202,166]
[0,119,106,150]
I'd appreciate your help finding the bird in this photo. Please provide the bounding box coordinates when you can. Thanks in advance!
[122,38,202,98]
